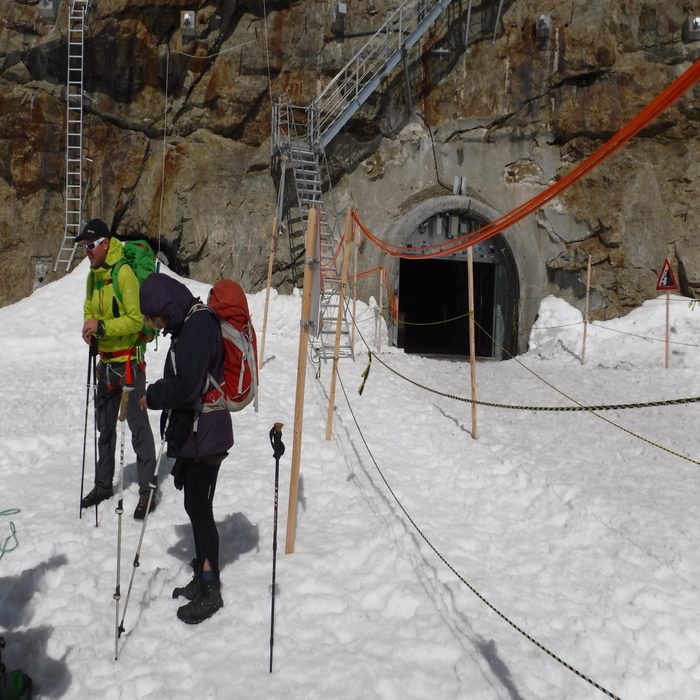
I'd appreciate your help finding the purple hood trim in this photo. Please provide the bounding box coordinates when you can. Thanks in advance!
[140,273,197,335]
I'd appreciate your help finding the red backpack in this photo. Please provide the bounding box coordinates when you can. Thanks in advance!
[201,279,259,413]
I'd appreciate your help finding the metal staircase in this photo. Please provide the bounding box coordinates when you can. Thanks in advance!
[54,0,90,272]
[311,0,454,149]
[272,0,456,360]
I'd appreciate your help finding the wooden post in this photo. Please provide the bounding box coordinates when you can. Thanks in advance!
[325,210,354,441]
[376,266,384,353]
[285,208,318,555]
[467,246,478,440]
[258,215,278,372]
[581,254,592,365]
[351,227,359,352]
[665,292,670,369]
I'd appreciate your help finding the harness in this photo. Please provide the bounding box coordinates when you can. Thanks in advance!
[100,348,141,385]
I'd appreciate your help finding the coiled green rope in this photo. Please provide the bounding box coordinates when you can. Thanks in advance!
[0,508,20,561]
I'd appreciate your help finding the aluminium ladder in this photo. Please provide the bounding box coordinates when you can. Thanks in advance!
[54,0,90,272]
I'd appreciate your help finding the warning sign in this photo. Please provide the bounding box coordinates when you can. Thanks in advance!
[656,257,679,291]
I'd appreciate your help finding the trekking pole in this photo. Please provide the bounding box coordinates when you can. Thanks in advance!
[0,636,6,696]
[116,411,170,655]
[269,422,285,673]
[79,339,98,520]
[113,389,130,661]
[92,344,99,528]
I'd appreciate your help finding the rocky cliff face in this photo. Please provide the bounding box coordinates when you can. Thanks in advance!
[1,0,698,338]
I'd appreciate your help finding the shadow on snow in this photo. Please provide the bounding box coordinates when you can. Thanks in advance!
[0,555,72,698]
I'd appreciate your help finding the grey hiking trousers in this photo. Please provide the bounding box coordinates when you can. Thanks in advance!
[95,360,157,495]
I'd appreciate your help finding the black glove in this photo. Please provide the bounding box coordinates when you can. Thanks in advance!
[165,409,195,450]
[171,458,185,491]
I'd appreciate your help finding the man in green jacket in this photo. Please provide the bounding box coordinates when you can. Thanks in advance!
[78,218,157,520]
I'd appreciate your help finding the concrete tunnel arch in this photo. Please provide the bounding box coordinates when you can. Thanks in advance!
[381,196,526,360]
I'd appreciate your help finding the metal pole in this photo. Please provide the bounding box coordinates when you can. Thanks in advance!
[92,346,99,527]
[665,292,670,369]
[116,413,170,652]
[113,390,129,660]
[79,342,95,519]
[493,0,505,43]
[464,0,474,49]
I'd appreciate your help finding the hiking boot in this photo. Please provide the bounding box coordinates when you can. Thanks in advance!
[176,582,223,624]
[172,558,202,599]
[133,493,156,520]
[172,574,202,601]
[81,487,113,509]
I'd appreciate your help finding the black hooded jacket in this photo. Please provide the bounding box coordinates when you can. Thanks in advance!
[140,273,233,459]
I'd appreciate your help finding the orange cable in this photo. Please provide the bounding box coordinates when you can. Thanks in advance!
[354,59,700,259]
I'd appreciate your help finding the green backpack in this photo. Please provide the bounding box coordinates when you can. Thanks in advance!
[115,240,158,350]
[111,240,157,304]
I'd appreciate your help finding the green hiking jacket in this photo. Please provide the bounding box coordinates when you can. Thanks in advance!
[83,237,144,361]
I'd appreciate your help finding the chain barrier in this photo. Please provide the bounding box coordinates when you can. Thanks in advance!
[357,336,700,412]
[334,370,621,699]
[385,307,700,346]
[588,321,700,347]
[349,311,700,467]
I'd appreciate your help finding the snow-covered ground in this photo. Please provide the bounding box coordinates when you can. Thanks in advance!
[1,261,699,699]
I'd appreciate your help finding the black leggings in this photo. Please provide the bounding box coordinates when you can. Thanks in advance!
[181,458,222,576]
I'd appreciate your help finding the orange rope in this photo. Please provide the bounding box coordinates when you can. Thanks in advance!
[355,264,383,280]
[354,59,700,259]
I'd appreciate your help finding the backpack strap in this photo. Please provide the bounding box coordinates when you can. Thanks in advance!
[110,258,126,305]
[181,303,227,412]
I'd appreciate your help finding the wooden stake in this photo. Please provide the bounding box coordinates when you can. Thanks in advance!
[258,214,278,372]
[467,247,478,440]
[665,292,670,369]
[325,210,354,441]
[285,208,318,555]
[581,254,592,365]
[376,267,384,353]
[351,235,358,352]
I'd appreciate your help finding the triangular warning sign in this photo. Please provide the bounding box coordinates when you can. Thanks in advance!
[656,257,679,291]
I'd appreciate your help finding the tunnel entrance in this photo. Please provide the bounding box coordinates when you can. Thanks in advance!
[394,212,519,360]
[397,258,497,356]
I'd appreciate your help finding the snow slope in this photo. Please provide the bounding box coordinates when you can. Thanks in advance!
[1,262,699,699]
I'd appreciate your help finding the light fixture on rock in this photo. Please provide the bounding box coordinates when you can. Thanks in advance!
[682,16,700,43]
[535,14,552,43]
[39,0,57,23]
[181,10,197,39]
[331,2,347,38]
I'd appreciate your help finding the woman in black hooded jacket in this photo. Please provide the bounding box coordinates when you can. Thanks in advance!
[139,272,233,624]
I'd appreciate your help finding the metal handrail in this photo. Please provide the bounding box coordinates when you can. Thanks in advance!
[309,0,451,145]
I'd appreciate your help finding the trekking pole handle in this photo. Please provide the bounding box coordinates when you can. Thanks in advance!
[118,388,132,422]
[269,423,285,460]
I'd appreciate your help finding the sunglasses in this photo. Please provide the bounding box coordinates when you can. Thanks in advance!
[82,237,106,251]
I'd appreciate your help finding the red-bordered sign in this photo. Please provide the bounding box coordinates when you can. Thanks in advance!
[656,257,679,291]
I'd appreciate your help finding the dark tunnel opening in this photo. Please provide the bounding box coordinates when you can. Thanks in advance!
[394,231,519,360]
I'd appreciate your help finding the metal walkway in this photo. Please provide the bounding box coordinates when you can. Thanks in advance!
[272,0,457,359]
